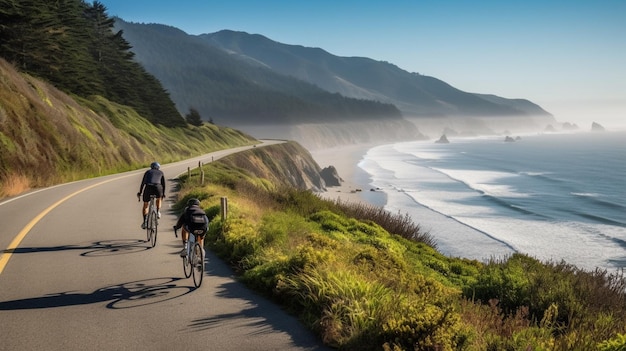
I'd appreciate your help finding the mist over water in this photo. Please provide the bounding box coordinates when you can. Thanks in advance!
[541,99,626,132]
[360,131,626,272]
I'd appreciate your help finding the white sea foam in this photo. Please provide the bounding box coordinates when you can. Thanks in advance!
[571,192,600,197]
[520,171,551,177]
[360,132,626,272]
[432,168,529,198]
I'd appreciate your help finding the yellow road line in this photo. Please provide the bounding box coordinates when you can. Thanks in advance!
[0,177,122,275]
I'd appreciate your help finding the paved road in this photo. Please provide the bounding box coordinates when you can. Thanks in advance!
[0,140,330,351]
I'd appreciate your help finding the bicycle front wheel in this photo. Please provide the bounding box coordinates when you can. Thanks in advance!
[191,243,204,288]
[183,247,192,278]
[150,210,158,247]
[146,211,153,243]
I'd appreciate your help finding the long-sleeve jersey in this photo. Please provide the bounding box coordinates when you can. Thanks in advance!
[139,168,165,193]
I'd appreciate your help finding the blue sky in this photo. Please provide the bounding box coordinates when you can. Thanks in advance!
[101,0,626,128]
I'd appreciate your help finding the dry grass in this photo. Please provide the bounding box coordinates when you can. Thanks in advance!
[0,173,31,197]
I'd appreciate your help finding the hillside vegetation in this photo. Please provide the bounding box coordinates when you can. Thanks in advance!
[172,145,626,351]
[0,0,183,127]
[0,0,257,197]
[0,57,255,197]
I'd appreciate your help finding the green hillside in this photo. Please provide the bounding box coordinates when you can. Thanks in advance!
[0,57,255,197]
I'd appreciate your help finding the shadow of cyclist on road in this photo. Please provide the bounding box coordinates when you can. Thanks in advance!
[0,277,192,310]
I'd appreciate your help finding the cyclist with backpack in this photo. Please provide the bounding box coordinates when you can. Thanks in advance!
[173,198,209,257]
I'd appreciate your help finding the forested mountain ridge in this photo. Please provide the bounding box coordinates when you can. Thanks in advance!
[113,19,556,144]
[112,19,406,126]
[201,30,552,119]
[113,18,425,148]
[0,0,183,127]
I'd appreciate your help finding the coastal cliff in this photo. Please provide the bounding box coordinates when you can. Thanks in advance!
[215,141,328,191]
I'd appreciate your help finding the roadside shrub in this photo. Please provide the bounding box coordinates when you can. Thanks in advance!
[240,249,290,292]
[598,333,626,351]
[273,186,333,215]
[465,253,626,349]
[467,254,533,316]
[211,217,260,266]
[380,297,465,351]
[279,269,392,349]
[288,244,333,272]
[332,198,437,248]
[257,211,316,248]
[205,204,220,222]
[309,210,347,232]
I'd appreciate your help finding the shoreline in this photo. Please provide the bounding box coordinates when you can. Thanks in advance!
[310,144,387,207]
[310,141,517,263]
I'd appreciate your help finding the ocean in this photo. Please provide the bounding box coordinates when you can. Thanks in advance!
[358,131,626,272]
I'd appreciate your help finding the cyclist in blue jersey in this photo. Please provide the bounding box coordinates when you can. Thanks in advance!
[137,162,166,229]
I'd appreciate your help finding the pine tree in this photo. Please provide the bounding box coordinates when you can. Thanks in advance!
[185,108,203,126]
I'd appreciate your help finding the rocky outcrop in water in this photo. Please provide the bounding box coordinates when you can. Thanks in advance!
[591,122,605,132]
[562,122,579,130]
[320,166,343,187]
[435,134,450,144]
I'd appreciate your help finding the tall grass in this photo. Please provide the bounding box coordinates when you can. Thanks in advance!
[0,173,30,197]
[331,198,437,248]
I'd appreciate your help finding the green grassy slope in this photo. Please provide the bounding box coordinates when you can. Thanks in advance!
[0,58,256,197]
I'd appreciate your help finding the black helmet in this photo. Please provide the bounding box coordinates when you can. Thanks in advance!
[187,198,200,207]
[150,162,160,170]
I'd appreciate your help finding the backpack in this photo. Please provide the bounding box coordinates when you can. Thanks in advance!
[186,206,208,235]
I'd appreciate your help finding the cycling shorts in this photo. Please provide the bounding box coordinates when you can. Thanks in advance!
[142,184,163,202]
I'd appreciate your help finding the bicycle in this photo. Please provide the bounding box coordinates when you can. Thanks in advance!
[145,195,158,247]
[174,226,205,288]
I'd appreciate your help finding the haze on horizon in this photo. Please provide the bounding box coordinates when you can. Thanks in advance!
[102,0,626,130]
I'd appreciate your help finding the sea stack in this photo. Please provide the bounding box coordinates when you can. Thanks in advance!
[435,134,450,144]
[591,122,606,132]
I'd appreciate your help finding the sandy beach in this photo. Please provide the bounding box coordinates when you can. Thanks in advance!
[310,143,387,207]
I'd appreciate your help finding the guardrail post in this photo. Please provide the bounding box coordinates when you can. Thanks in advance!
[200,162,205,185]
[220,197,228,220]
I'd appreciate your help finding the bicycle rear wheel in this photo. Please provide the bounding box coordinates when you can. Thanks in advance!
[191,242,204,287]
